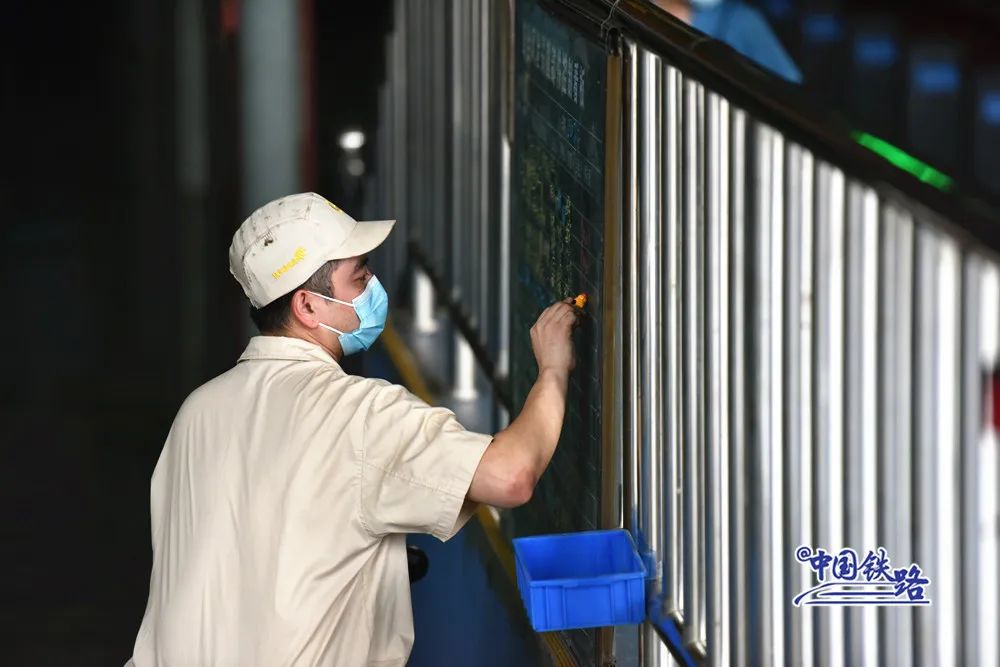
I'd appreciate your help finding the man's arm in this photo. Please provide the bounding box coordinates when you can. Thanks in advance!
[467,299,578,508]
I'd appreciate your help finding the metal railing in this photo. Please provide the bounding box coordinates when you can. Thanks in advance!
[365,0,1000,664]
[608,1,1000,663]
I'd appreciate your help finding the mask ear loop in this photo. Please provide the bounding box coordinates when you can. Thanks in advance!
[307,290,354,308]
[307,290,353,336]
[317,322,347,336]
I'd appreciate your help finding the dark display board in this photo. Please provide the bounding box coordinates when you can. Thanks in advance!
[510,0,607,545]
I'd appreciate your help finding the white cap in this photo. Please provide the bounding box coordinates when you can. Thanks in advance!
[229,192,395,308]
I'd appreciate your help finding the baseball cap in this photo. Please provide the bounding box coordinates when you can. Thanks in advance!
[229,192,395,308]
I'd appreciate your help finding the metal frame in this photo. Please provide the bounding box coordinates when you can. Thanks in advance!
[599,30,626,667]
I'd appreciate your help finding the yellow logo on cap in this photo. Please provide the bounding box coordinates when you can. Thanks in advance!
[272,247,307,280]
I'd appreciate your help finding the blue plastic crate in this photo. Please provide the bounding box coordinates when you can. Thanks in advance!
[512,529,647,632]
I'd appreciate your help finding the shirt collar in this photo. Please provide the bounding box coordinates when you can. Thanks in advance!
[238,335,342,366]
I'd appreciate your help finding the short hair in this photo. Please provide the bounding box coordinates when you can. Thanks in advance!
[249,259,341,334]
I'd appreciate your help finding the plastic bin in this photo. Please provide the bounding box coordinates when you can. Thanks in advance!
[512,529,647,632]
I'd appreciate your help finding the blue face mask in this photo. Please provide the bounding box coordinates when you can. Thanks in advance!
[690,0,724,8]
[310,275,388,355]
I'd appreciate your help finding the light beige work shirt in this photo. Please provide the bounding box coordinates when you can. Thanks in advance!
[128,336,492,667]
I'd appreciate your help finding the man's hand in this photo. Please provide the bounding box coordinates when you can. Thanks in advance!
[529,298,580,376]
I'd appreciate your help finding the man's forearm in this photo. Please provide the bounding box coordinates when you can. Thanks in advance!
[499,367,568,483]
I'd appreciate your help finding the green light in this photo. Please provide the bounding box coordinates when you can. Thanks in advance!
[851,131,954,192]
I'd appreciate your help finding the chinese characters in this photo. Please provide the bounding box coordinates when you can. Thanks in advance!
[793,545,931,606]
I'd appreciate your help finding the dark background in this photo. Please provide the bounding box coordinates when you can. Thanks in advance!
[0,0,997,663]
[748,0,1000,202]
[1,1,390,662]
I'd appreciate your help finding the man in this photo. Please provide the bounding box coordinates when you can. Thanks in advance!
[128,192,579,666]
[652,0,802,84]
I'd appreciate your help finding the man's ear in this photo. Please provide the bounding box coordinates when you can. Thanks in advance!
[288,290,320,329]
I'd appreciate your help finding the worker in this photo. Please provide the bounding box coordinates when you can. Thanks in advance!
[651,0,803,84]
[126,192,580,666]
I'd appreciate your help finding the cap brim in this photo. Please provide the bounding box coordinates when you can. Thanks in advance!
[327,219,395,260]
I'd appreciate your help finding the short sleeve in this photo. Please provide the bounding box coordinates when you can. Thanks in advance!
[360,383,492,541]
[731,8,802,84]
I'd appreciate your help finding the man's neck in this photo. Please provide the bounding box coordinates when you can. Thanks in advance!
[272,327,343,362]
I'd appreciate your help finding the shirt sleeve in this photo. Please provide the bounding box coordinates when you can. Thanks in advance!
[359,382,493,541]
[733,8,803,84]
